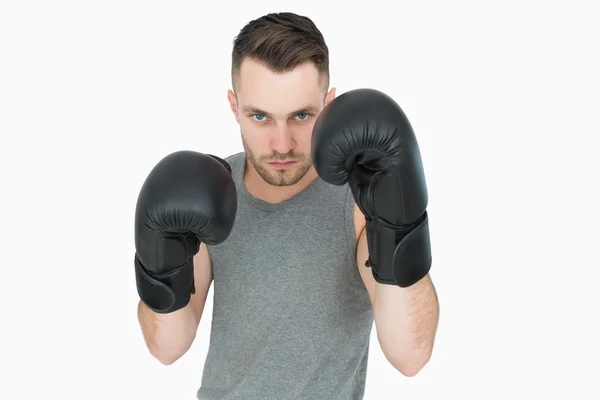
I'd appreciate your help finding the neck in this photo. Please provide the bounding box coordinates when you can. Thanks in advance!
[243,160,318,204]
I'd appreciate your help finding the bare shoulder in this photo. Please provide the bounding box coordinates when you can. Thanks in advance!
[189,243,213,323]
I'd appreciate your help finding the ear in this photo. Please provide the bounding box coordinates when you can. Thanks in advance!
[324,87,336,107]
[227,89,239,122]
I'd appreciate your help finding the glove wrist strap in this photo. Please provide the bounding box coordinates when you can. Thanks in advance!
[135,254,195,314]
[364,211,432,287]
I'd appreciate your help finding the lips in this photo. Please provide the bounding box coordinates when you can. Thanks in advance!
[268,161,297,168]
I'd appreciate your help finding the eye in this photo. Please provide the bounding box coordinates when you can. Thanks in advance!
[252,113,267,122]
[296,113,309,121]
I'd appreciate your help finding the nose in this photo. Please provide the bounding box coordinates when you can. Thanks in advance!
[270,123,295,155]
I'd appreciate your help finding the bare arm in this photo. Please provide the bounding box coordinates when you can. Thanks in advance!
[371,272,439,376]
[138,243,213,365]
[354,205,439,377]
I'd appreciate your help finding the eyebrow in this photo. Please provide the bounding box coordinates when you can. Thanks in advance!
[242,105,319,117]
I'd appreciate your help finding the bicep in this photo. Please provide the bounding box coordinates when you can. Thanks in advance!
[189,242,213,324]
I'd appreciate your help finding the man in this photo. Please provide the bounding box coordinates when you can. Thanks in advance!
[134,12,439,400]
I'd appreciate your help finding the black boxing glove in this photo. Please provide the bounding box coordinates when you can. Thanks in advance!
[134,150,237,313]
[312,88,431,287]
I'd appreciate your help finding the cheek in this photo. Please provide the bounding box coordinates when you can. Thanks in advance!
[240,120,268,147]
[296,124,315,150]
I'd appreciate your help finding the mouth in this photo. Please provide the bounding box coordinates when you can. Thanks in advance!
[268,160,297,168]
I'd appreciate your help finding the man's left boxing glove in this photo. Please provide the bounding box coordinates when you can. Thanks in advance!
[134,150,237,314]
[312,88,431,288]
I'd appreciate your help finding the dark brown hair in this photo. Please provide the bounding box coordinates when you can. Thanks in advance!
[231,12,329,92]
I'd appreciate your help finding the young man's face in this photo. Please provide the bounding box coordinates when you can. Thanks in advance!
[228,58,335,187]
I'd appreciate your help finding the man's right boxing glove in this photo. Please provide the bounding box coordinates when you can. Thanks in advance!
[134,150,237,314]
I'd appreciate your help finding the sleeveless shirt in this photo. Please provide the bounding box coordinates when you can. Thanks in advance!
[196,152,374,400]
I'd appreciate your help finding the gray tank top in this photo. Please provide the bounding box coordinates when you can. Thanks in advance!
[197,152,374,400]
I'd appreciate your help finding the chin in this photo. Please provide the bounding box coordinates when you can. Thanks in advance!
[264,163,309,187]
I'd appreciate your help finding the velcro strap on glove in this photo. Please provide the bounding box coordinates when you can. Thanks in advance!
[134,254,195,314]
[365,211,432,287]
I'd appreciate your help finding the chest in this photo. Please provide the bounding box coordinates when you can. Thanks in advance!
[211,206,357,302]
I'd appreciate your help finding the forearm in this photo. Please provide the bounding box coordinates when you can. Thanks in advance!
[137,300,198,365]
[373,274,439,376]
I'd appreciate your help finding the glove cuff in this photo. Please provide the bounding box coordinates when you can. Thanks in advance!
[134,254,195,313]
[365,211,432,287]
[207,154,232,175]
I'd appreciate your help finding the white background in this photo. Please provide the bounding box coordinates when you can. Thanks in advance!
[1,1,599,399]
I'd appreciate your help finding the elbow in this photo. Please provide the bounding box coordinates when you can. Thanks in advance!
[396,363,426,378]
[157,356,179,366]
[142,339,180,366]
[388,348,433,377]
[143,337,195,366]
[150,347,184,366]
[145,339,190,366]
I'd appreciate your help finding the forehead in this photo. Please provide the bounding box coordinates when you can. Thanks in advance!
[236,58,325,114]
